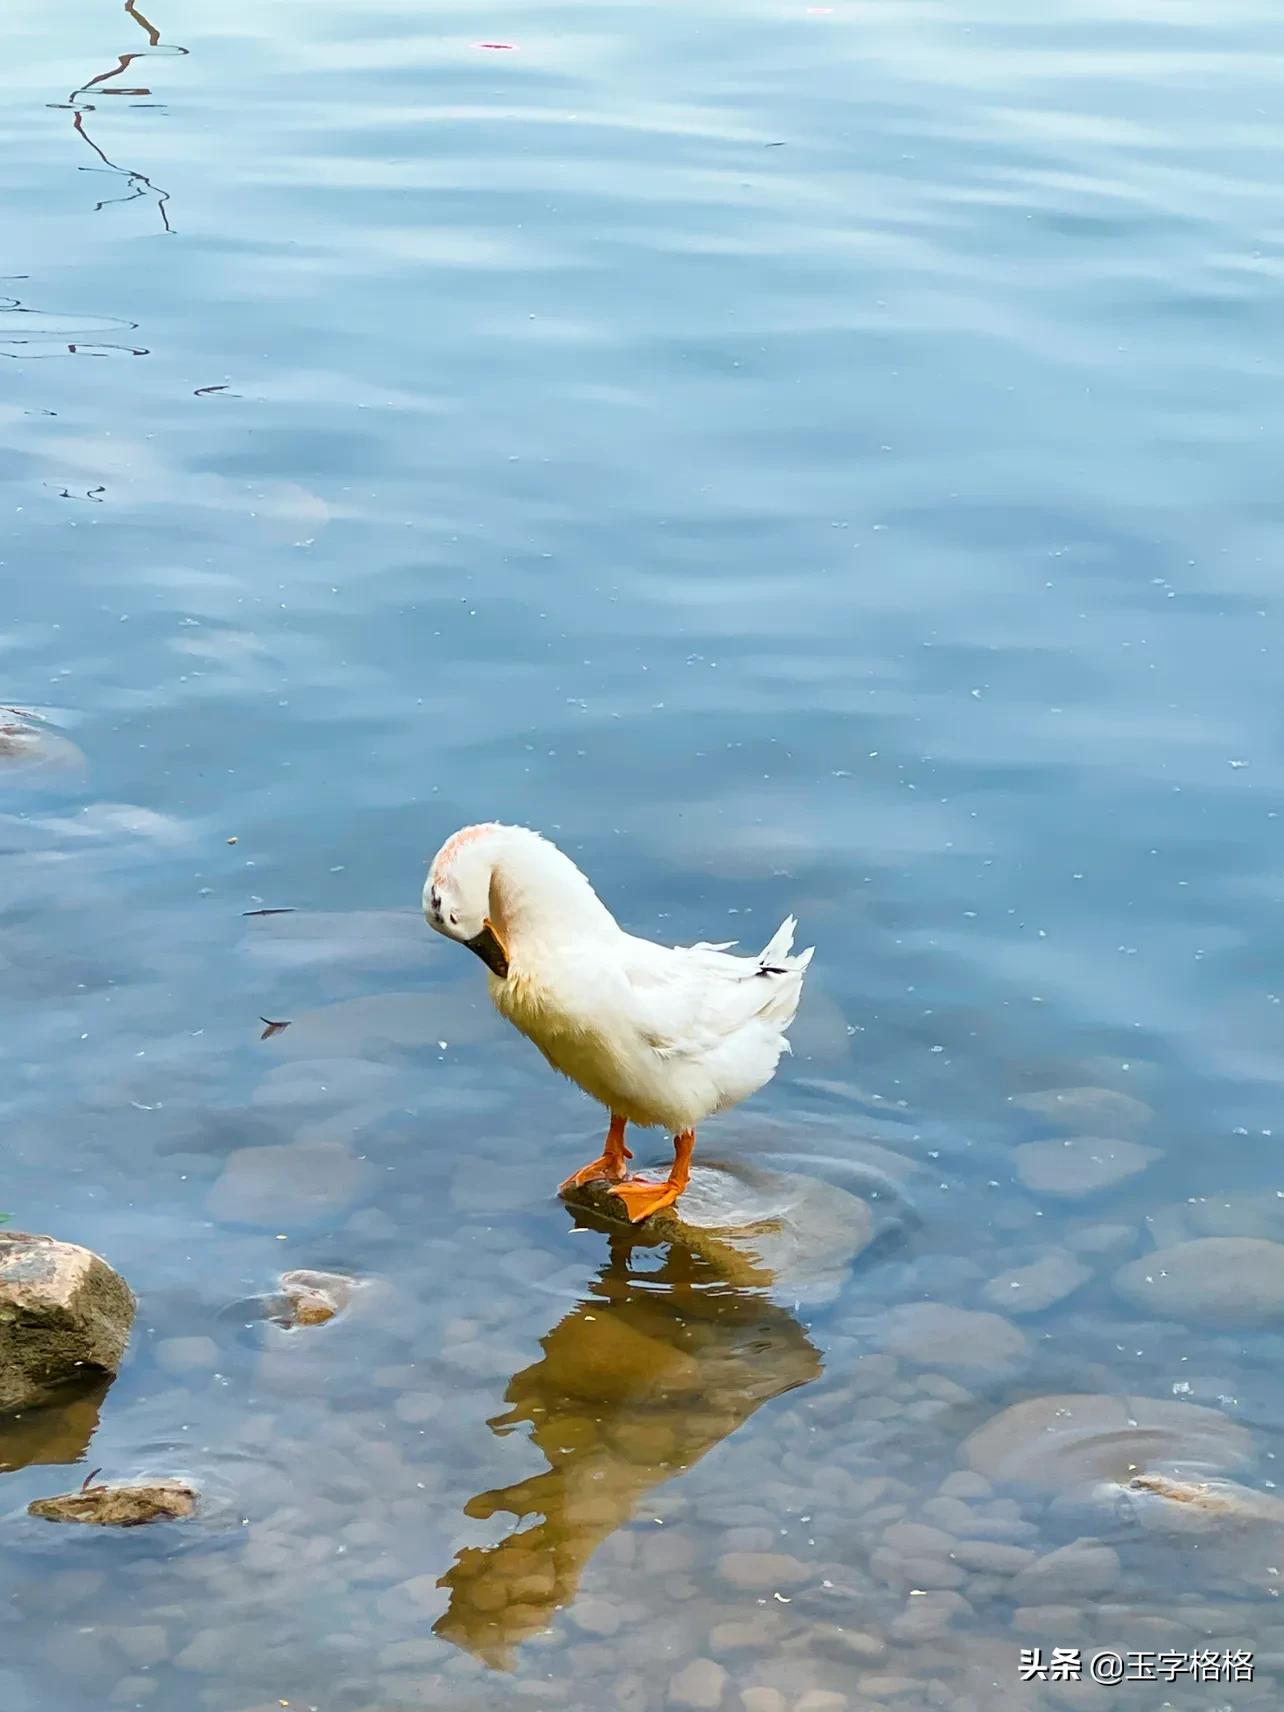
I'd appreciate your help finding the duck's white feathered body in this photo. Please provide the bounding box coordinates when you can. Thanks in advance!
[424,823,812,1133]
[495,911,811,1132]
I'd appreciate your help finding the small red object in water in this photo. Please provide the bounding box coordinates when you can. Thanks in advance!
[474,41,517,50]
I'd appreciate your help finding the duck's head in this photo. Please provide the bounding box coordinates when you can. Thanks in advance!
[423,821,510,977]
[424,822,617,976]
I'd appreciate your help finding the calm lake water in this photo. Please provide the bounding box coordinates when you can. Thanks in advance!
[4,3,1284,1709]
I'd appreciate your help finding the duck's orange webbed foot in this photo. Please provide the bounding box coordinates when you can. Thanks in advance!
[605,1129,694,1224]
[559,1114,632,1194]
[560,1154,630,1192]
[607,1177,682,1222]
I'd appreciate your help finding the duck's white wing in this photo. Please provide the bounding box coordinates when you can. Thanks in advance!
[621,917,813,1060]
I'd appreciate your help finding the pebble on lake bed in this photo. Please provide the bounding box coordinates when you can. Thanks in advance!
[880,1303,1027,1377]
[739,1691,787,1712]
[1180,1190,1284,1244]
[1011,1086,1154,1133]
[1113,1236,1284,1326]
[0,1232,136,1414]
[154,1336,219,1375]
[28,1479,197,1527]
[0,712,87,787]
[980,1250,1092,1316]
[962,1392,1254,1490]
[1013,1136,1159,1197]
[667,1658,728,1710]
[207,1142,370,1226]
[1010,1537,1121,1602]
[716,1550,811,1593]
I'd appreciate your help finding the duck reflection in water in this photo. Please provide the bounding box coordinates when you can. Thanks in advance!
[434,1230,822,1669]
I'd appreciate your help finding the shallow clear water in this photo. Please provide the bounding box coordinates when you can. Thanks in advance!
[4,2,1284,1709]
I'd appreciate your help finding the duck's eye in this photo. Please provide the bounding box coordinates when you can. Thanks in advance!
[449,912,459,927]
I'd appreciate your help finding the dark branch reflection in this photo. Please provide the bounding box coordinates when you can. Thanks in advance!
[125,1,162,48]
[52,1,188,233]
[435,1234,823,1669]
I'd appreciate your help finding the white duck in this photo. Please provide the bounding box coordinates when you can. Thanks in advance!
[422,823,813,1221]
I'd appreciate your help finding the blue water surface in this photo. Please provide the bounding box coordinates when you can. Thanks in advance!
[3,4,1284,1709]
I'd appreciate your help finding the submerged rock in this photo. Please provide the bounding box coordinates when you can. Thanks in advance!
[0,711,87,789]
[1066,1222,1136,1258]
[1114,1237,1284,1327]
[562,1158,872,1304]
[154,1335,218,1375]
[740,1691,787,1712]
[28,1478,196,1527]
[1014,1137,1159,1197]
[717,1551,811,1593]
[1011,1537,1121,1602]
[1183,1192,1284,1244]
[1081,1472,1284,1592]
[272,1269,359,1327]
[1116,1471,1284,1535]
[963,1393,1253,1491]
[981,1250,1092,1316]
[0,1232,135,1414]
[881,1303,1027,1378]
[667,1658,727,1711]
[1011,1087,1153,1134]
[207,1141,369,1226]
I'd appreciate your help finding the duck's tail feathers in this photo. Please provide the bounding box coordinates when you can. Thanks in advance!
[757,915,815,974]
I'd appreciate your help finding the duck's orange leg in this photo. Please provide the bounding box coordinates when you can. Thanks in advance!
[559,1114,632,1193]
[607,1130,694,1223]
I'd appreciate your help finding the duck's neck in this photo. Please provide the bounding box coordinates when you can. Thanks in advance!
[486,829,618,957]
